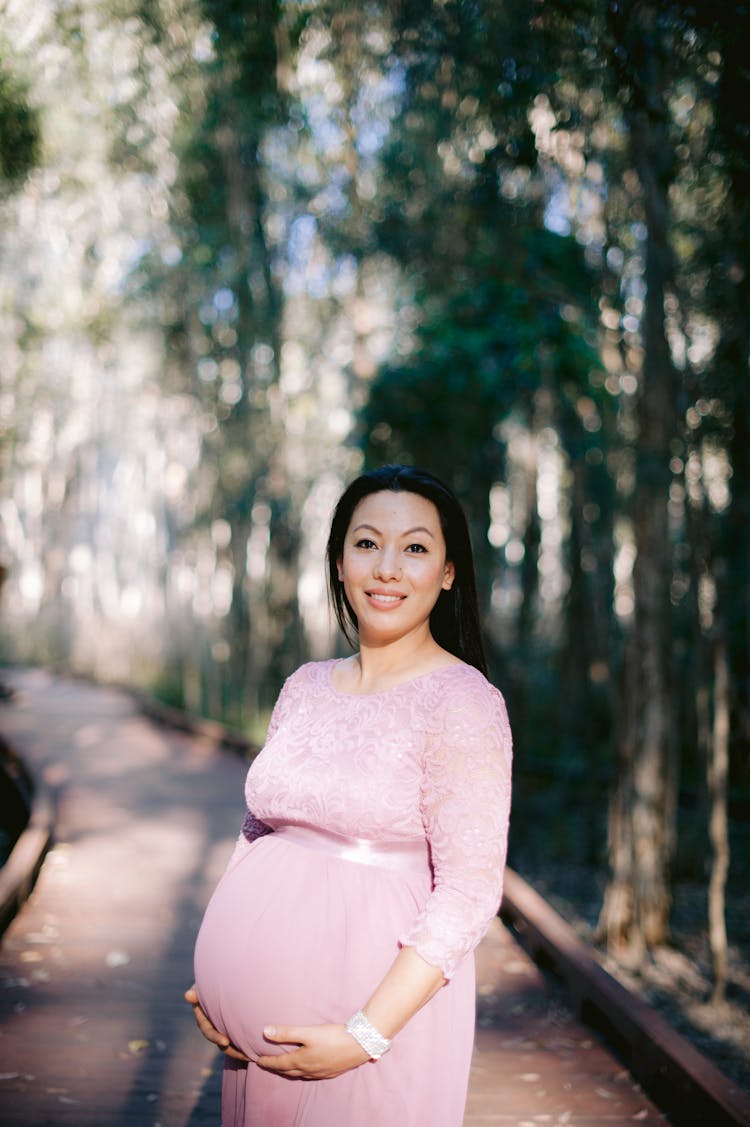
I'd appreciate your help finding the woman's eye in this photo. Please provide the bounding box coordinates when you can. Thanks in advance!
[355,538,377,549]
[406,543,427,554]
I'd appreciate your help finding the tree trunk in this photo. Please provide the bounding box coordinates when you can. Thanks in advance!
[596,621,638,952]
[708,624,730,1004]
[599,0,680,952]
[204,7,297,721]
[712,0,750,768]
[563,438,615,865]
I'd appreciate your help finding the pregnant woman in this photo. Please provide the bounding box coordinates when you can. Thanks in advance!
[189,464,513,1126]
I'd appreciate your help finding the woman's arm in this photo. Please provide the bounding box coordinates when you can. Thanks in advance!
[256,945,444,1078]
[400,678,513,976]
[358,943,445,1038]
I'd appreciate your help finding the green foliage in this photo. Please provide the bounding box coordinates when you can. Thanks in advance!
[362,226,603,504]
[0,59,40,186]
[371,300,567,453]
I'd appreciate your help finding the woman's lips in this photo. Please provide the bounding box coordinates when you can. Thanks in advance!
[366,590,406,606]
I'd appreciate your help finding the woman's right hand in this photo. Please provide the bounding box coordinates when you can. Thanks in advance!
[184,985,251,1062]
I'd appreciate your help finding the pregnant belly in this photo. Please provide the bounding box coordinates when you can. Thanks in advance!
[193,834,428,1058]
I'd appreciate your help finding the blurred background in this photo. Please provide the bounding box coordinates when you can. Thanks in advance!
[0,0,748,1031]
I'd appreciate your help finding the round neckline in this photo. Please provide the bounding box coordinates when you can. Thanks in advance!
[326,657,468,699]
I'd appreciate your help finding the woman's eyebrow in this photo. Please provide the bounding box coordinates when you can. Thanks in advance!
[351,523,435,538]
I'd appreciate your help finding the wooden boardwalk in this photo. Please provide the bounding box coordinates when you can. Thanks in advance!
[0,669,668,1126]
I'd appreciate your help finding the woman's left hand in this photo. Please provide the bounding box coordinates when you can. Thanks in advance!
[256,1022,371,1079]
[184,985,251,1063]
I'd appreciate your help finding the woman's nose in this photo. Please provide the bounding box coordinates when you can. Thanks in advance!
[373,550,402,580]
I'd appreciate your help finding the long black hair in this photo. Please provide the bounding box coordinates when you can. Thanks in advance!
[326,465,487,676]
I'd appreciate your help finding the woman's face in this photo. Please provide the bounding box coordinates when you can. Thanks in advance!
[337,490,455,647]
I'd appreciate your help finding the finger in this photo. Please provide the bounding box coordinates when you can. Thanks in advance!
[184,985,199,1004]
[256,1052,304,1075]
[192,1007,230,1048]
[200,1023,230,1049]
[262,1024,304,1046]
[225,1046,252,1063]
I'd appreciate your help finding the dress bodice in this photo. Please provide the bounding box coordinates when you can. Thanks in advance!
[232,660,513,978]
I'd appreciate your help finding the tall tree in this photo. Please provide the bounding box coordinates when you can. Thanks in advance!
[354,0,616,775]
[0,56,40,188]
[594,0,683,951]
[686,0,750,996]
[164,0,305,719]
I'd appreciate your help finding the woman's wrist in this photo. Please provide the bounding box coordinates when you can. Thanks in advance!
[345,1010,391,1060]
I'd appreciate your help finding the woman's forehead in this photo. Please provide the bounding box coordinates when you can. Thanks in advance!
[348,490,441,530]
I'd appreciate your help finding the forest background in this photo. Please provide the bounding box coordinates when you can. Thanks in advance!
[1,0,749,1093]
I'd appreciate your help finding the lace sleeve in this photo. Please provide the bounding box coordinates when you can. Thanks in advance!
[223,670,299,873]
[400,675,513,979]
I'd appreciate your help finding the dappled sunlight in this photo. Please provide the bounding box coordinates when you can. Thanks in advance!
[0,2,748,1103]
[37,811,229,965]
[0,0,404,711]
[0,672,245,1124]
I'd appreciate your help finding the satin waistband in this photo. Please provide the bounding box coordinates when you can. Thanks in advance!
[272,824,430,874]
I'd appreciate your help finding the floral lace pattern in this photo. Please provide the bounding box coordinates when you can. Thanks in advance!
[229,660,512,979]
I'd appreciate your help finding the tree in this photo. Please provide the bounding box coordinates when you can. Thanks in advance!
[161,0,307,719]
[351,0,617,785]
[590,0,682,953]
[682,0,750,1000]
[0,50,40,492]
[0,56,40,188]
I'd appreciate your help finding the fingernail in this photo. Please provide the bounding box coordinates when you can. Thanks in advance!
[263,1026,276,1036]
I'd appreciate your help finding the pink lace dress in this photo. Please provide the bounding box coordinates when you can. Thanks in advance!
[194,659,512,1127]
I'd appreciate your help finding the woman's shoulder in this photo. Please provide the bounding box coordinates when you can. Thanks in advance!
[425,664,512,750]
[281,659,337,691]
[413,661,508,718]
[428,660,504,697]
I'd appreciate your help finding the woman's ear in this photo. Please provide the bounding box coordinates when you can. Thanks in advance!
[337,556,344,582]
[442,561,455,591]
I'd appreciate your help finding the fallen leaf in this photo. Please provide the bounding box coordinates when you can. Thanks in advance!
[105,951,131,968]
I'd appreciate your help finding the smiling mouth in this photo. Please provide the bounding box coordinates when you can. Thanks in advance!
[367,592,406,605]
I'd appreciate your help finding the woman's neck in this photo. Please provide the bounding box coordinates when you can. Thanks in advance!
[340,633,460,695]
